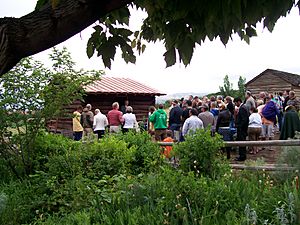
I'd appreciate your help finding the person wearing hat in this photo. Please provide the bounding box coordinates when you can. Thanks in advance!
[169,99,183,141]
[198,104,215,130]
[286,91,300,112]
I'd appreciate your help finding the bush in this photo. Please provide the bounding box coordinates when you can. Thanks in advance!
[1,132,300,225]
[174,129,228,178]
[115,131,162,174]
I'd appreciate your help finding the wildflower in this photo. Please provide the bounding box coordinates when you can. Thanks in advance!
[163,219,169,225]
[259,180,262,184]
[175,204,181,209]
[164,212,169,217]
[176,194,182,199]
[194,160,197,164]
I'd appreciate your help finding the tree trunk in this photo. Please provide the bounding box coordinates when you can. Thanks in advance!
[0,0,133,76]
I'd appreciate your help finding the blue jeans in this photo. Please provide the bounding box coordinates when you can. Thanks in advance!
[169,123,181,141]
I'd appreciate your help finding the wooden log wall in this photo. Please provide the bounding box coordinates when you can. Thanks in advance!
[47,94,156,134]
[292,86,300,98]
[246,73,292,98]
[85,94,155,122]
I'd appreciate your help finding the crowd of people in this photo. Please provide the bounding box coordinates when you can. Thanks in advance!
[147,90,300,161]
[72,90,300,161]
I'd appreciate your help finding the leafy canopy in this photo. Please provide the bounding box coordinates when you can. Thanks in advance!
[37,0,299,68]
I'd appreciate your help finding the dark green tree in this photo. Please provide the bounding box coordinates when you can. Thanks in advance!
[237,76,247,99]
[219,75,234,97]
[0,0,299,75]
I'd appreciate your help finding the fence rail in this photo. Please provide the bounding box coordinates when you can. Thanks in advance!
[158,139,300,147]
[158,139,300,171]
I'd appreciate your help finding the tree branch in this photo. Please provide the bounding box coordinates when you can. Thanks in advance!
[0,0,133,76]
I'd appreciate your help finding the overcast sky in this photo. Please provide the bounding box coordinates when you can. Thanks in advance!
[1,1,300,95]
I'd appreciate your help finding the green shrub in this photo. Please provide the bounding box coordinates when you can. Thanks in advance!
[115,131,162,174]
[82,135,134,178]
[174,129,227,177]
[1,132,300,225]
[0,180,42,225]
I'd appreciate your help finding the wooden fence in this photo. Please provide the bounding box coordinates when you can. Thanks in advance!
[158,139,300,171]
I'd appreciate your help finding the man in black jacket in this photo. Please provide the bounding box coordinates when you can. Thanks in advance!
[169,99,183,141]
[234,97,249,161]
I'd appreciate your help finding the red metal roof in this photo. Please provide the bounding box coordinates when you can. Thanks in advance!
[84,77,165,96]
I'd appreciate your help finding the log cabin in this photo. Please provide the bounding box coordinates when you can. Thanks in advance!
[246,69,300,98]
[47,77,165,136]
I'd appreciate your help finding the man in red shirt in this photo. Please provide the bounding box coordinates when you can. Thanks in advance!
[107,102,124,133]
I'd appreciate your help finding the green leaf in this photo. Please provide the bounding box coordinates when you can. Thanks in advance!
[93,25,103,33]
[178,36,194,66]
[134,31,140,38]
[131,39,137,48]
[163,48,176,67]
[86,42,94,58]
[141,44,146,53]
[118,28,133,37]
[245,27,257,37]
[243,34,250,44]
[35,0,49,10]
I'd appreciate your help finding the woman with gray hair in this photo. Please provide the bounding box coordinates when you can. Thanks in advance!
[93,109,108,139]
[122,106,137,133]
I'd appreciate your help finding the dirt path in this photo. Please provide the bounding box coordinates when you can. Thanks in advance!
[229,133,283,164]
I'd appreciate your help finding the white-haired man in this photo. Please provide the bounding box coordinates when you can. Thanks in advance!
[107,102,124,133]
[93,109,108,139]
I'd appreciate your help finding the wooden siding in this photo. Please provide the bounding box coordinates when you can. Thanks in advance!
[47,94,156,134]
[246,73,292,97]
[292,85,300,97]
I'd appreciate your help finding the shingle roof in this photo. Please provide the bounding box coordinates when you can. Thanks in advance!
[246,69,300,86]
[84,77,166,96]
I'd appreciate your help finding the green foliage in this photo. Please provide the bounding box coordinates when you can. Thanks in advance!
[37,168,299,225]
[275,146,300,181]
[219,74,235,97]
[174,129,227,177]
[1,132,300,224]
[0,47,102,179]
[238,76,247,99]
[84,0,296,68]
[0,180,42,225]
[114,131,162,174]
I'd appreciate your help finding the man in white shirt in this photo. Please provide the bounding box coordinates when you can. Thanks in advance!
[93,109,108,139]
[182,108,204,137]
